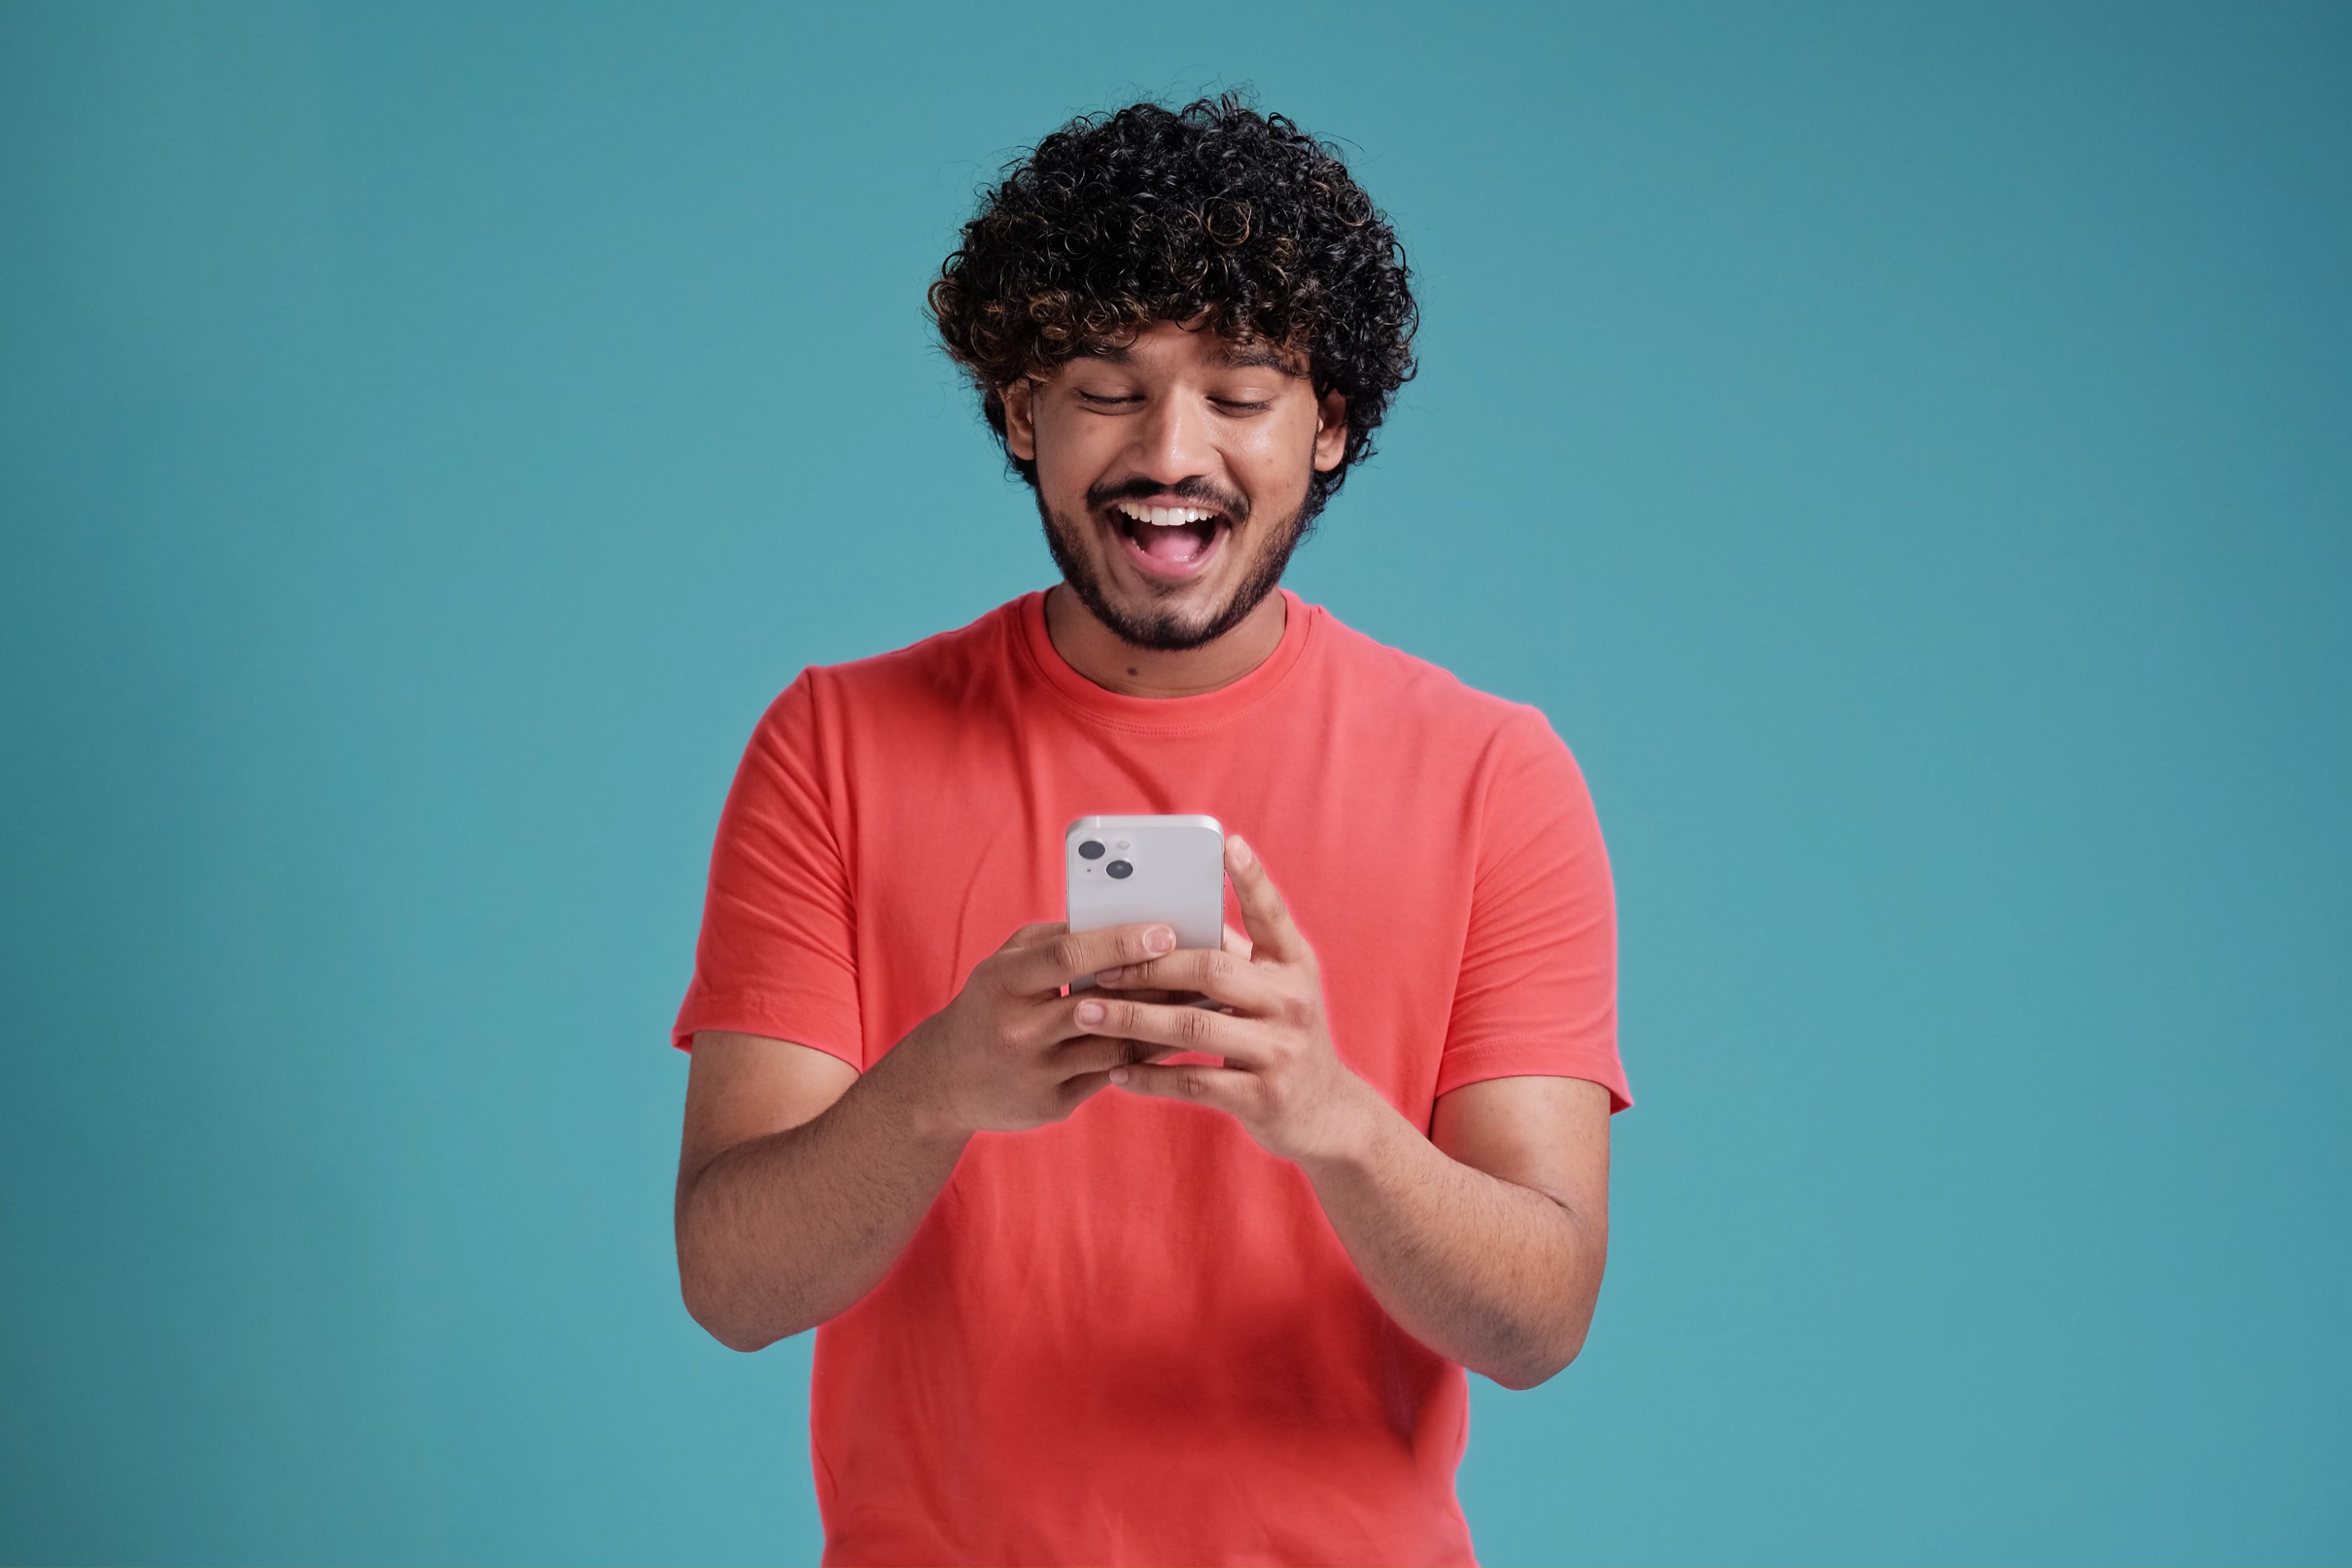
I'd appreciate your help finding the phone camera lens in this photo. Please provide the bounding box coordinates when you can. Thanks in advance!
[1078,840,1105,860]
[1105,859,1134,880]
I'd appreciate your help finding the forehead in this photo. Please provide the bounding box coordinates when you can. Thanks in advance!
[1065,321,1306,378]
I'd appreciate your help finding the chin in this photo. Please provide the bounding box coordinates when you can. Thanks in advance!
[1084,583,1242,654]
[1038,492,1306,655]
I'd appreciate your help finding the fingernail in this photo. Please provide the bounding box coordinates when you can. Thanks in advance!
[1109,1067,1128,1085]
[1076,1000,1105,1025]
[1095,966,1126,985]
[1145,927,1174,954]
[1229,835,1253,866]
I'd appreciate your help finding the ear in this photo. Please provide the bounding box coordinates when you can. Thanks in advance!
[1002,379,1037,463]
[1312,388,1348,472]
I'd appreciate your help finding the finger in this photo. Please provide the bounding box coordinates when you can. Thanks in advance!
[1092,946,1281,1013]
[1050,1033,1179,1076]
[1106,1062,1257,1112]
[1071,993,1255,1061]
[1057,1069,1115,1111]
[1225,835,1309,966]
[1003,921,1178,994]
[998,921,1069,953]
[1222,923,1254,960]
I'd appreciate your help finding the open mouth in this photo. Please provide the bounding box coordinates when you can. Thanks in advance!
[1107,499,1231,577]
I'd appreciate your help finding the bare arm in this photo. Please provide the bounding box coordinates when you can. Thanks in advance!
[1301,1074,1609,1388]
[673,918,1183,1352]
[675,1033,953,1351]
[1091,835,1613,1388]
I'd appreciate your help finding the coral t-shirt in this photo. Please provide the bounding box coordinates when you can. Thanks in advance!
[674,590,1627,1566]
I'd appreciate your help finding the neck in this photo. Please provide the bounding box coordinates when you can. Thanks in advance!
[1043,584,1289,698]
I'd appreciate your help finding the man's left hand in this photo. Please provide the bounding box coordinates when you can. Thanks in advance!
[1087,833,1383,1166]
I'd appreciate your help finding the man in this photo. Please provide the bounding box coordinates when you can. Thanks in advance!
[673,97,1628,1566]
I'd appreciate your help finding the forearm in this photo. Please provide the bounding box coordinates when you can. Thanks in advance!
[1301,1087,1606,1389]
[677,1048,967,1351]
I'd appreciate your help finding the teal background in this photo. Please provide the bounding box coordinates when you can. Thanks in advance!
[2,2,2346,1563]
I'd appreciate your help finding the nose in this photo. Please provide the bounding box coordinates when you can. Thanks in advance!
[1129,389,1217,488]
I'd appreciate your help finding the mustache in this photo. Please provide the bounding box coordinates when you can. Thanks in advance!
[1084,474,1250,525]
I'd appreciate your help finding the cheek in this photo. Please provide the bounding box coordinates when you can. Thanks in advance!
[1234,409,1323,495]
[1031,408,1112,495]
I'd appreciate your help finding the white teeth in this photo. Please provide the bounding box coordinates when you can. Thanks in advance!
[1114,501,1216,527]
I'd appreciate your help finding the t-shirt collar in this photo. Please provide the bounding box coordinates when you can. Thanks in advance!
[1015,586,1317,731]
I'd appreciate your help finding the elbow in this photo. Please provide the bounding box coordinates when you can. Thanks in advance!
[699,1312,778,1356]
[1478,1302,1595,1391]
[681,1275,786,1354]
[677,1249,795,1353]
[679,1272,765,1353]
[1489,1244,1606,1389]
[1485,1331,1584,1391]
[675,1182,793,1352]
[1486,1335,1581,1382]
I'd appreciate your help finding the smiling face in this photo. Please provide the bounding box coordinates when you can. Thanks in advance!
[1004,321,1349,652]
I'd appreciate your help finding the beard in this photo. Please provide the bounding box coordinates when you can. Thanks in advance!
[1036,484,1322,653]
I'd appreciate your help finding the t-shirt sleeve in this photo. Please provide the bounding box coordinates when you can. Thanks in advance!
[670,672,864,1066]
[1436,706,1630,1110]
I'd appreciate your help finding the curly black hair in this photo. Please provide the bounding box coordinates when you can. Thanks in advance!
[930,95,1417,510]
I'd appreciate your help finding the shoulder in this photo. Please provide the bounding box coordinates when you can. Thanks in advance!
[762,597,1031,732]
[1308,604,1565,759]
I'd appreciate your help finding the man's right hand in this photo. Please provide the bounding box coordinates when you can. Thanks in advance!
[884,920,1181,1139]
[676,917,1185,1348]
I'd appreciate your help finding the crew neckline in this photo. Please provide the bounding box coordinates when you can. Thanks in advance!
[1015,586,1319,732]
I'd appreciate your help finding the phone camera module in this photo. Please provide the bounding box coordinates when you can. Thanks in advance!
[1105,859,1134,880]
[1078,840,1105,860]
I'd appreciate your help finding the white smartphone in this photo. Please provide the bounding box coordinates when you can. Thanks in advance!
[1065,814,1226,990]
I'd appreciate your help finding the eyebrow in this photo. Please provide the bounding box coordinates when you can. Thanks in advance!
[1074,342,1304,375]
[1219,344,1301,373]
